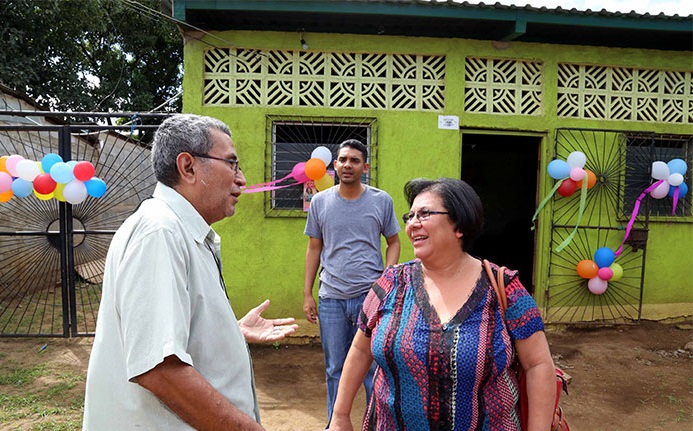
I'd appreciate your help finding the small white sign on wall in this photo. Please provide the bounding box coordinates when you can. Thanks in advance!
[438,115,459,130]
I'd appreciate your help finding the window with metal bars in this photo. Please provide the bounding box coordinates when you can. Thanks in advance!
[266,116,377,216]
[624,133,691,217]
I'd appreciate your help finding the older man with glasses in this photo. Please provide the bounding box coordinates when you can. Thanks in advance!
[83,113,297,430]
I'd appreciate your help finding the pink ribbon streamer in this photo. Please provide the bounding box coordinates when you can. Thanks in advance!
[672,186,680,215]
[614,179,664,257]
[242,173,294,190]
[241,182,298,193]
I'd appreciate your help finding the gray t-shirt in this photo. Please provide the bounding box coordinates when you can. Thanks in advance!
[305,185,400,299]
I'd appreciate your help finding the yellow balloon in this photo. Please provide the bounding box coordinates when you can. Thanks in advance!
[34,189,53,200]
[610,263,623,281]
[314,173,334,191]
[54,183,66,202]
[36,161,45,174]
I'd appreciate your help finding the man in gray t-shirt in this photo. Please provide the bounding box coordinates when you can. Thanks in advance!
[303,139,400,427]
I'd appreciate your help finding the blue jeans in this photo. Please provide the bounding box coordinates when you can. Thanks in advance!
[319,294,376,426]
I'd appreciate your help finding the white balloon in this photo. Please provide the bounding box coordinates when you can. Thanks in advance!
[650,181,670,199]
[567,151,587,168]
[668,173,684,187]
[651,161,669,180]
[311,146,333,166]
[15,159,41,181]
[63,180,88,204]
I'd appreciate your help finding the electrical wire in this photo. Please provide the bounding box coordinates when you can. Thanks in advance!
[120,0,238,49]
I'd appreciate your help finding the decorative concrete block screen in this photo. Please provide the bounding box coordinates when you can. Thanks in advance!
[557,64,693,124]
[464,57,543,115]
[203,48,446,111]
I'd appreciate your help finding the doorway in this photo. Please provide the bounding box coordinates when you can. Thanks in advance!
[461,133,541,293]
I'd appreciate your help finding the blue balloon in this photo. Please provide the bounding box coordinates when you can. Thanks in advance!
[547,159,570,180]
[11,178,33,197]
[594,247,615,268]
[667,158,688,176]
[41,153,63,174]
[668,182,688,199]
[50,162,74,184]
[85,177,107,198]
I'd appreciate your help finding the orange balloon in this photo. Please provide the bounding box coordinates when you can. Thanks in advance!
[0,189,13,203]
[576,260,599,279]
[0,156,8,174]
[585,169,597,189]
[304,158,326,181]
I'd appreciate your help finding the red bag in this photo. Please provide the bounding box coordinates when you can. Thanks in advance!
[483,260,570,431]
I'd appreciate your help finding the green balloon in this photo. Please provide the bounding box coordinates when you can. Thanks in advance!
[610,263,623,281]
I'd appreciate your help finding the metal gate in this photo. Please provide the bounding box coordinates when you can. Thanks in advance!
[0,112,169,337]
[544,129,691,323]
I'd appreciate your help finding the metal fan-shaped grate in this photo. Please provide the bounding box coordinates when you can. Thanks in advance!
[546,129,652,323]
[0,117,164,336]
[546,226,645,323]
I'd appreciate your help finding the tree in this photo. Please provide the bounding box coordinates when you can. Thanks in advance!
[0,0,182,113]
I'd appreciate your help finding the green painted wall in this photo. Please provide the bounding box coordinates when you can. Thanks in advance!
[182,30,693,321]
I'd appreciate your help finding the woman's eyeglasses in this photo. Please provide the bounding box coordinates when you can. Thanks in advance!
[402,209,450,224]
[189,153,241,173]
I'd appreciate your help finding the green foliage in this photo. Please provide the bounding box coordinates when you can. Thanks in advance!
[0,0,182,113]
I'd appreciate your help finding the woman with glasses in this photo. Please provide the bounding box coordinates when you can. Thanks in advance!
[328,178,556,431]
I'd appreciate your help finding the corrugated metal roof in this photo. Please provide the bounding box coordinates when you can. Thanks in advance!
[163,0,693,51]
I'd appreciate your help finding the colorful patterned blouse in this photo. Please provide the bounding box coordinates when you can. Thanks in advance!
[358,259,545,431]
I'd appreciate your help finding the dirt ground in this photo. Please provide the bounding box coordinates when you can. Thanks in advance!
[1,320,691,430]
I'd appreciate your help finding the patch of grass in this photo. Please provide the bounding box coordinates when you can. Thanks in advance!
[44,371,84,399]
[673,409,690,422]
[31,420,82,431]
[0,358,84,430]
[0,393,82,430]
[665,394,682,405]
[0,364,47,386]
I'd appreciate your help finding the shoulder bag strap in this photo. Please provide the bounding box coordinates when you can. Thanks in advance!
[483,259,508,317]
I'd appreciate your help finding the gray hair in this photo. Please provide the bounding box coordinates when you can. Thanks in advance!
[151,114,232,187]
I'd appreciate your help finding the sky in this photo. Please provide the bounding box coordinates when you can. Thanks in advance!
[487,0,693,15]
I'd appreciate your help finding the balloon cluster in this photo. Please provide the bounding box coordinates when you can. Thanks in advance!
[649,158,688,200]
[613,157,689,257]
[0,154,107,204]
[546,151,596,197]
[534,150,596,252]
[243,146,335,193]
[576,247,622,295]
[290,146,335,192]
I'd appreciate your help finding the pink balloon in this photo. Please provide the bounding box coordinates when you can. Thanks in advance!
[5,154,25,177]
[291,162,310,183]
[0,171,12,193]
[587,276,608,295]
[569,167,585,182]
[649,181,669,199]
[597,267,613,281]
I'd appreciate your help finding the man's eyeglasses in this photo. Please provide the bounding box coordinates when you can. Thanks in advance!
[189,153,241,173]
[402,209,450,224]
